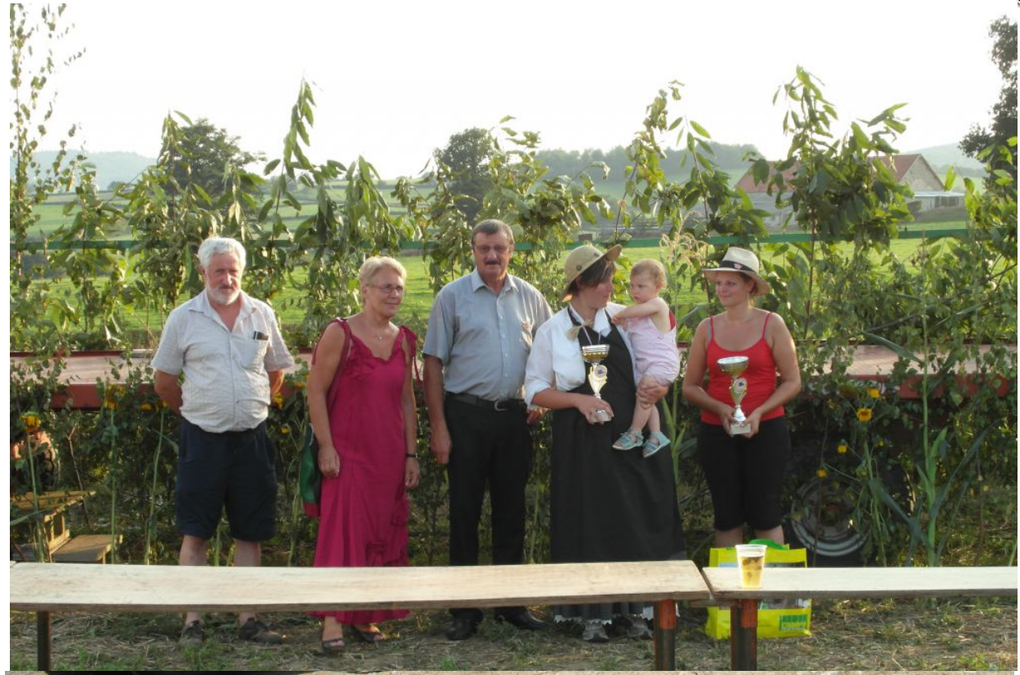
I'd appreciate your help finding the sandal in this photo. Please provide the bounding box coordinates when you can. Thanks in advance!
[642,431,670,458]
[613,429,644,451]
[351,624,385,644]
[320,636,346,654]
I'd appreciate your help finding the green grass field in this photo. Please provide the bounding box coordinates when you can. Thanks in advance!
[20,172,973,238]
[38,235,961,349]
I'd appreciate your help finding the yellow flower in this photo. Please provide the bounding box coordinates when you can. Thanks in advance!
[856,408,873,423]
[291,380,305,390]
[867,387,881,399]
[272,393,285,409]
[21,413,41,434]
[140,403,153,412]
[837,444,848,454]
[816,468,828,478]
[280,426,291,435]
[103,385,124,410]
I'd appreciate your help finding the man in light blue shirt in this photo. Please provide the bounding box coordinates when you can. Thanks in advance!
[423,219,552,640]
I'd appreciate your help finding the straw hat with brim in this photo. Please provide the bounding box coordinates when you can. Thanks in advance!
[702,247,770,296]
[561,244,622,301]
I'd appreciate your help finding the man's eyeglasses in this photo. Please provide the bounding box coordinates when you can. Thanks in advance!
[473,245,510,255]
[371,284,406,296]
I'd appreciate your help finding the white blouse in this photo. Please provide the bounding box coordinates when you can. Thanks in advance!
[524,303,639,406]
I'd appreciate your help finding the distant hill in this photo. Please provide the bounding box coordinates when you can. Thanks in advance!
[12,150,155,189]
[20,142,983,190]
[536,143,759,183]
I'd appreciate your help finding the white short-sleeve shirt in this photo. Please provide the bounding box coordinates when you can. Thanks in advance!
[151,290,295,433]
[524,303,638,405]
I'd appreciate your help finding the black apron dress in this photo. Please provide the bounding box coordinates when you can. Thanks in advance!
[550,310,686,622]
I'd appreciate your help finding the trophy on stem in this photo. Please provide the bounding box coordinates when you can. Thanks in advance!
[581,344,611,423]
[717,356,751,435]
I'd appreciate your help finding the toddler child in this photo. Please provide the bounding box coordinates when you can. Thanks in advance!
[611,259,680,457]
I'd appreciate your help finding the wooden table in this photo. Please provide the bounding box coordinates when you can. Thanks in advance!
[702,566,1019,670]
[11,559,711,670]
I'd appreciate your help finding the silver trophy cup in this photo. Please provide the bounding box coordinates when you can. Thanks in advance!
[717,356,752,435]
[581,344,611,423]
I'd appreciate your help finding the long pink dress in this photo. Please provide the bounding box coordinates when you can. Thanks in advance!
[310,319,416,624]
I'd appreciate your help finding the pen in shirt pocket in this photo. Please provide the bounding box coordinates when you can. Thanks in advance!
[252,330,268,340]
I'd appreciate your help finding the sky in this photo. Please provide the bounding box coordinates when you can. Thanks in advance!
[25,0,1019,179]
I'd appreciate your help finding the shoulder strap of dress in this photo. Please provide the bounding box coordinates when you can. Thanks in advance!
[337,318,354,365]
[310,317,353,366]
[761,312,772,338]
[398,325,421,384]
[708,314,716,344]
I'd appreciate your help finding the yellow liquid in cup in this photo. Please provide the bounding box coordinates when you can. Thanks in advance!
[738,553,765,588]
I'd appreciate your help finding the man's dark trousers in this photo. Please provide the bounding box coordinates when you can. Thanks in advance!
[445,394,533,622]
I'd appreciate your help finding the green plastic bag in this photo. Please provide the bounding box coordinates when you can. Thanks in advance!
[704,539,812,639]
[299,424,321,518]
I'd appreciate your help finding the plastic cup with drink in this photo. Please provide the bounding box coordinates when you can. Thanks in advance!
[735,544,767,589]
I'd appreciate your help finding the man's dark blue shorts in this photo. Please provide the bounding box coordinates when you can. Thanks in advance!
[176,418,278,542]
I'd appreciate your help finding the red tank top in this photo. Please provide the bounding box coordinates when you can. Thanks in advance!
[701,313,784,426]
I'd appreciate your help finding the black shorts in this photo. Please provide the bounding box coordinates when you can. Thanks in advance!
[176,419,278,542]
[697,416,790,532]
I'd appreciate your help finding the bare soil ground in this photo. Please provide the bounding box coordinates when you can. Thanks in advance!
[9,597,1017,671]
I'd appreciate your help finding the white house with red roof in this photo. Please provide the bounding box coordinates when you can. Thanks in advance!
[734,154,964,229]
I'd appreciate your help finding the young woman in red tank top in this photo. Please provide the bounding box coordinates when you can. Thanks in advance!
[682,247,801,548]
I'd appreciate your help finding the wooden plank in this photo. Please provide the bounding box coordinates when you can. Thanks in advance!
[15,345,1014,409]
[51,534,120,563]
[11,491,94,512]
[10,560,710,613]
[702,566,1018,600]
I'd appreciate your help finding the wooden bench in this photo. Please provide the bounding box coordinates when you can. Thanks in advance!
[10,559,710,671]
[702,566,1018,670]
[11,490,119,563]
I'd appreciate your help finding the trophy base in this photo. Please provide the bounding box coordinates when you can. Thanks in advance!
[727,421,752,436]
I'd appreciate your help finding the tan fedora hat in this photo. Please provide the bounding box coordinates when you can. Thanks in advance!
[702,247,770,296]
[561,244,622,301]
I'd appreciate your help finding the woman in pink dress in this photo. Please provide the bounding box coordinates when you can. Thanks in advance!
[306,256,420,653]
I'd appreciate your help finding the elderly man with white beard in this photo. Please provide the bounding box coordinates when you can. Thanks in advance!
[152,236,294,647]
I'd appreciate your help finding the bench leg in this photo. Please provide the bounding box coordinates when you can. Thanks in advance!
[37,610,52,671]
[730,599,758,670]
[653,599,676,670]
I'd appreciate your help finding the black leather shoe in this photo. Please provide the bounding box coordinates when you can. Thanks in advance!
[495,610,551,631]
[445,615,479,641]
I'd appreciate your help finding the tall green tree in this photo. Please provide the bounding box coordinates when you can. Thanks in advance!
[960,15,1017,191]
[9,2,83,350]
[163,116,265,202]
[434,127,494,224]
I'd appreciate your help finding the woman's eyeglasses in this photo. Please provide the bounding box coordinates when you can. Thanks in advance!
[371,284,406,296]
